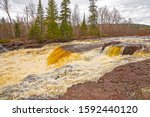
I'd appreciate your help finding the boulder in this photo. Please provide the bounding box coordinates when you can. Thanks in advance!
[102,41,121,51]
[121,43,143,55]
[0,45,8,53]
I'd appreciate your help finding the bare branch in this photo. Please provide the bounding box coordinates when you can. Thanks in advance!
[0,0,10,13]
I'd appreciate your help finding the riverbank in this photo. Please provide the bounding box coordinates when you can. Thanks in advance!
[60,59,150,100]
[1,36,150,51]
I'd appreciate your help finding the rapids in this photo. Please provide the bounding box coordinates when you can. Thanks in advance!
[0,37,150,99]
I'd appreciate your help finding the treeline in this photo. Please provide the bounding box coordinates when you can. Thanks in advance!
[0,0,150,42]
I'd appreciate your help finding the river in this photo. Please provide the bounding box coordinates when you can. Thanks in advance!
[0,36,150,99]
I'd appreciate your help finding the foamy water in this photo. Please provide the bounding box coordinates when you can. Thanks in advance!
[0,37,150,99]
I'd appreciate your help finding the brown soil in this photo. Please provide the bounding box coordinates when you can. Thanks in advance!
[60,59,150,100]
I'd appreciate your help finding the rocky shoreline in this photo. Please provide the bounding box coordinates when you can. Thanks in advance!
[1,42,45,51]
[59,59,150,100]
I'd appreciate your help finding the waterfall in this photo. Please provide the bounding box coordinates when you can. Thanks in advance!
[47,47,80,67]
[103,46,124,57]
[103,45,150,57]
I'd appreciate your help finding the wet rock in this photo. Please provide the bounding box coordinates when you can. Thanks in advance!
[23,75,41,83]
[2,42,45,51]
[122,44,143,55]
[24,44,44,49]
[2,42,23,50]
[62,43,102,53]
[102,41,147,55]
[2,42,23,47]
[0,45,8,53]
[0,85,21,100]
[55,65,73,76]
[102,41,121,51]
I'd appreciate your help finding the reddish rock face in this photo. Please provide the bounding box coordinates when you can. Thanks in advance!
[122,44,143,55]
[60,59,150,100]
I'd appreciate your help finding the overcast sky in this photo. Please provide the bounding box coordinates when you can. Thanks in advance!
[0,0,150,25]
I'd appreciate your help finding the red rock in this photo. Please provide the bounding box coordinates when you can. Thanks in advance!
[60,59,150,100]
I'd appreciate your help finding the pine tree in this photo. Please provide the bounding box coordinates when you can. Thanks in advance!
[28,0,44,41]
[60,0,73,40]
[80,14,88,37]
[37,0,44,35]
[89,0,100,37]
[46,0,61,40]
[14,21,21,37]
[28,21,41,40]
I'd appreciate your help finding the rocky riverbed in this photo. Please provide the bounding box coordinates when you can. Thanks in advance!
[0,36,150,100]
[60,59,150,100]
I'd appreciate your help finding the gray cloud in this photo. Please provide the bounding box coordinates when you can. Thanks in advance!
[11,0,27,4]
[115,0,150,25]
[1,0,150,25]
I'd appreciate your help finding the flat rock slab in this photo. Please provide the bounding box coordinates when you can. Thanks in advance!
[60,59,150,100]
[62,43,102,53]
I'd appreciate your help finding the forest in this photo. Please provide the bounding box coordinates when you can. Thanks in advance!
[0,0,150,43]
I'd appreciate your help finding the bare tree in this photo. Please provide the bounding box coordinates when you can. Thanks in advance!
[28,1,36,21]
[98,6,110,24]
[98,6,112,35]
[110,7,122,24]
[23,1,36,36]
[0,0,15,37]
[24,1,36,25]
[71,4,81,37]
[24,6,29,27]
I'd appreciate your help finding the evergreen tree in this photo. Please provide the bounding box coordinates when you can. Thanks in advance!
[14,21,21,37]
[37,0,44,35]
[28,0,44,41]
[46,0,61,40]
[28,21,41,40]
[60,0,73,40]
[80,14,88,37]
[89,0,100,37]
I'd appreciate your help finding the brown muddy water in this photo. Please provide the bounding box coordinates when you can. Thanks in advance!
[0,36,150,99]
